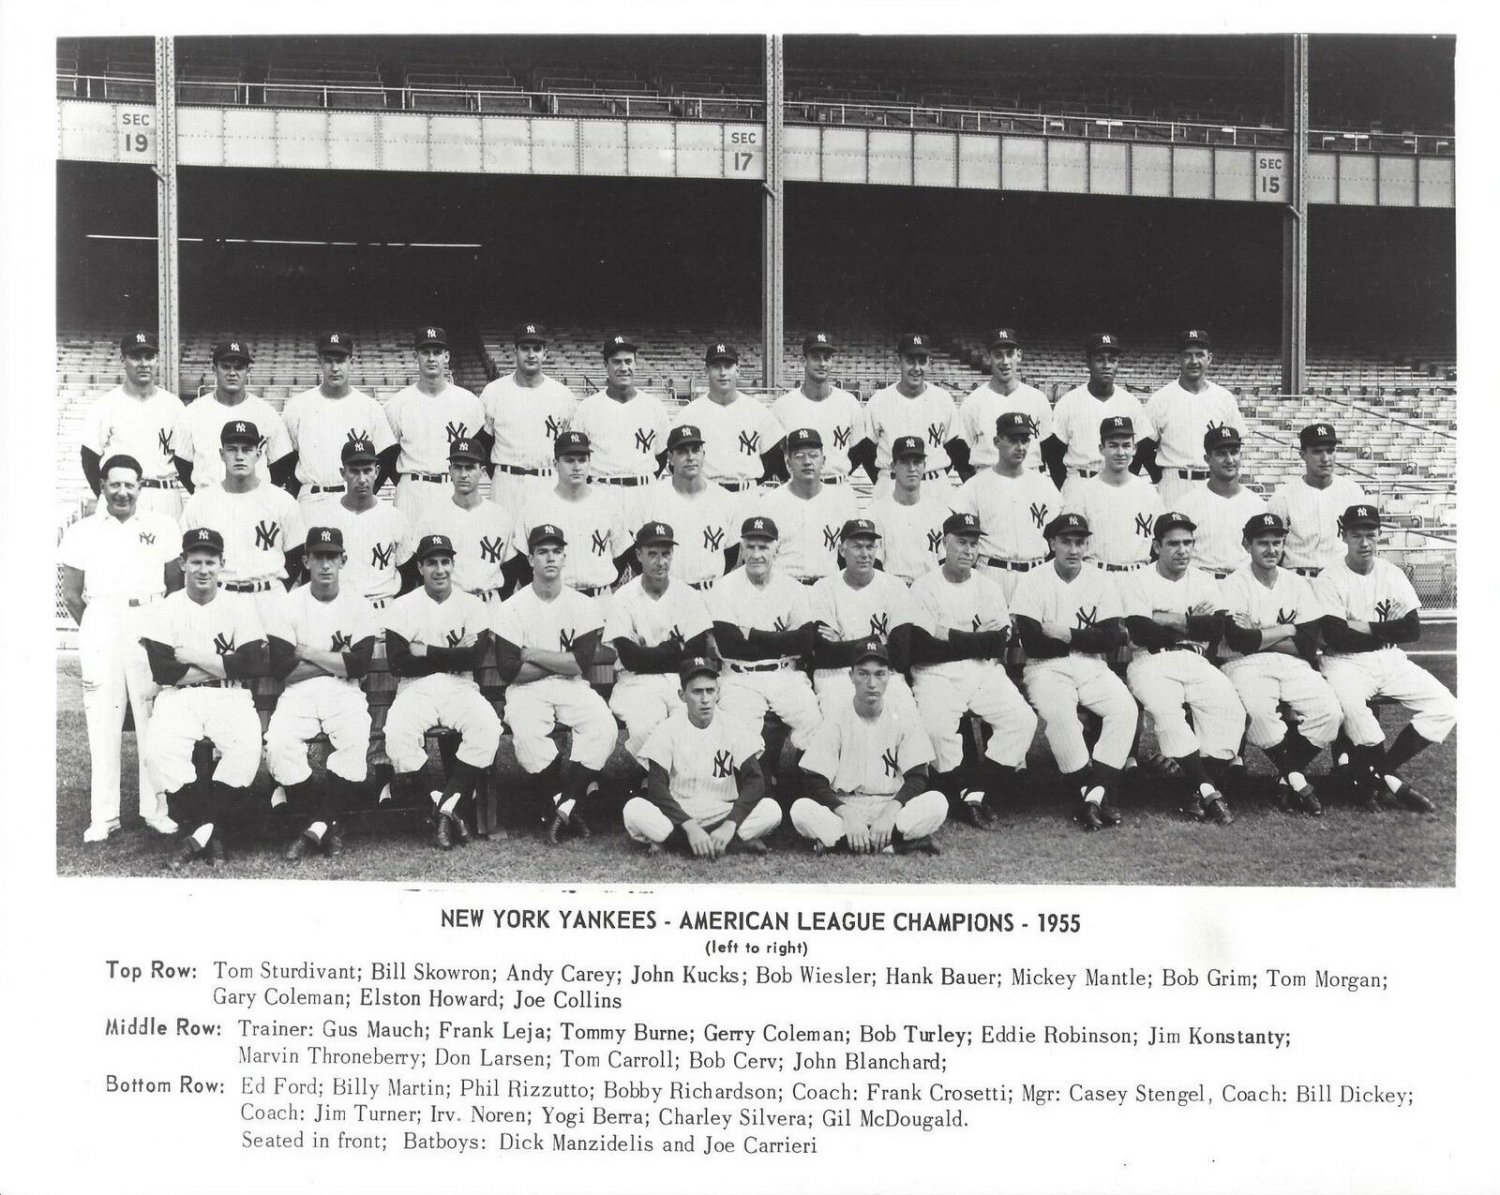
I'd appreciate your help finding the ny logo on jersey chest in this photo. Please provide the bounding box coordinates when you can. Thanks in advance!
[1375,598,1396,621]
[1276,607,1297,625]
[212,632,235,657]
[869,612,890,638]
[712,750,734,779]
[822,526,840,551]
[480,536,504,564]
[703,526,725,552]
[1134,513,1153,539]
[881,747,900,778]
[667,625,686,649]
[138,531,155,545]
[559,629,576,651]
[254,521,281,551]
[331,630,352,652]
[346,429,370,445]
[1075,605,1099,629]
[445,628,465,647]
[371,542,396,569]
[157,428,172,458]
[1030,502,1049,529]
[634,428,656,454]
[737,430,759,456]
[544,414,562,439]
[926,422,944,448]
[591,529,609,557]
[773,614,790,632]
[833,426,851,449]
[926,529,944,555]
[444,421,466,444]
[972,614,984,631]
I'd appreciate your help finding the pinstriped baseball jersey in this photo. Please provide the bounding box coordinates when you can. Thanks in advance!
[1050,385,1153,472]
[1312,558,1421,631]
[177,393,292,487]
[770,388,868,479]
[866,383,957,473]
[868,490,950,583]
[631,480,738,587]
[908,568,1011,676]
[641,708,763,822]
[267,585,380,658]
[675,395,781,485]
[421,498,514,595]
[384,382,484,474]
[1216,565,1324,661]
[80,386,183,482]
[509,486,632,591]
[959,380,1052,470]
[1062,475,1162,567]
[605,579,713,679]
[142,589,266,673]
[383,587,487,658]
[480,374,578,471]
[491,584,603,652]
[805,572,915,642]
[1116,567,1224,653]
[709,568,812,633]
[321,501,413,601]
[1144,380,1246,470]
[1009,563,1125,654]
[800,697,934,798]
[747,483,860,582]
[570,390,671,479]
[1267,476,1368,571]
[1176,483,1266,574]
[180,483,306,584]
[282,388,395,488]
[950,469,1060,562]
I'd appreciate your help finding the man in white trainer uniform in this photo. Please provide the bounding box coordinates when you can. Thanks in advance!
[868,435,950,585]
[1314,504,1454,814]
[865,332,969,492]
[952,412,1063,603]
[632,424,737,592]
[481,322,577,513]
[80,329,185,518]
[907,512,1037,829]
[957,328,1052,475]
[1062,415,1161,574]
[264,528,378,861]
[750,428,858,586]
[791,639,947,856]
[675,342,781,507]
[1138,330,1247,506]
[282,332,397,523]
[1010,513,1138,831]
[1118,512,1246,824]
[422,438,514,604]
[1268,422,1368,578]
[174,338,294,493]
[570,334,669,493]
[1218,512,1342,815]
[384,326,484,526]
[1043,332,1153,502]
[771,332,870,485]
[492,522,616,845]
[60,454,181,842]
[322,438,414,608]
[628,657,781,858]
[1177,425,1265,580]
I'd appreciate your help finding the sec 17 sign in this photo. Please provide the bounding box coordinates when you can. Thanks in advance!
[1255,152,1287,201]
[724,125,765,179]
[119,110,156,161]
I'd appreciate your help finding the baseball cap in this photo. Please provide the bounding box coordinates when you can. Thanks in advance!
[704,342,739,365]
[1299,423,1338,448]
[1243,512,1287,539]
[212,338,253,364]
[897,333,931,356]
[415,533,457,561]
[840,518,879,542]
[891,435,926,460]
[1342,504,1381,530]
[554,430,591,457]
[1044,513,1091,539]
[515,322,548,344]
[1179,329,1213,351]
[1099,415,1135,439]
[678,656,721,686]
[305,527,345,554]
[121,329,158,354]
[785,427,823,452]
[996,411,1034,438]
[635,522,677,548]
[943,512,983,537]
[220,420,261,445]
[341,438,379,465]
[741,516,779,542]
[182,527,224,555]
[318,331,353,356]
[1153,511,1197,539]
[1204,425,1242,450]
[602,334,638,359]
[802,331,836,354]
[1085,332,1122,356]
[988,328,1021,350]
[667,424,705,452]
[448,437,485,464]
[852,638,890,667]
[415,326,448,351]
[527,523,566,551]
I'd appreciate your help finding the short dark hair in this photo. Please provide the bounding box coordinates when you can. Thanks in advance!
[100,453,143,479]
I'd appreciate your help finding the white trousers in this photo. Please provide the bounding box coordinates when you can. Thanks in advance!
[1021,656,1138,774]
[1321,649,1457,748]
[144,686,262,793]
[393,475,452,527]
[264,675,372,784]
[385,674,501,774]
[487,468,552,517]
[610,674,681,759]
[505,675,618,773]
[1223,653,1341,750]
[718,668,822,751]
[623,795,782,844]
[1126,651,1246,761]
[790,790,948,847]
[913,662,1036,772]
[78,601,167,826]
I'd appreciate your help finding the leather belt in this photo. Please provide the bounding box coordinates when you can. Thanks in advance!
[369,597,391,609]
[180,679,243,690]
[221,579,275,593]
[986,557,1043,572]
[717,479,758,492]
[1293,567,1322,577]
[596,475,649,487]
[306,484,343,494]
[1199,568,1232,580]
[138,478,176,489]
[1150,643,1206,655]
[1067,467,1099,478]
[575,584,611,597]
[405,471,448,482]
[727,658,793,674]
[472,587,505,603]
[494,463,548,476]
[794,576,819,586]
[688,579,717,591]
[822,475,846,485]
[1171,467,1210,480]
[1101,561,1147,572]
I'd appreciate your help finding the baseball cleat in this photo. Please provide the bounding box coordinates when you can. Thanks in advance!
[452,814,471,845]
[810,840,830,856]
[284,832,317,862]
[164,839,202,871]
[433,812,458,851]
[82,822,117,844]
[208,839,227,868]
[1182,795,1207,821]
[323,823,345,857]
[1077,801,1105,832]
[639,842,663,857]
[1142,751,1183,779]
[1098,800,1123,827]
[1277,777,1323,817]
[734,839,770,855]
[1205,795,1234,826]
[895,836,940,856]
[1387,777,1436,814]
[954,800,994,830]
[569,810,592,840]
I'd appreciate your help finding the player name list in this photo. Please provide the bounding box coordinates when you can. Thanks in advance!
[92,904,1417,1162]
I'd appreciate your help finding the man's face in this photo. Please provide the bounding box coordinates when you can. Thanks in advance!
[123,348,157,388]
[843,535,878,577]
[342,459,377,499]
[789,443,824,482]
[1301,443,1336,481]
[639,542,673,582]
[556,449,590,486]
[307,549,345,588]
[1206,443,1241,482]
[449,459,483,498]
[1051,532,1089,571]
[946,532,980,573]
[1246,533,1285,570]
[1157,528,1194,576]
[1343,525,1380,567]
[420,552,454,595]
[707,360,738,394]
[669,442,704,481]
[214,356,249,398]
[996,430,1031,467]
[740,536,776,581]
[891,453,925,491]
[101,466,141,518]
[1100,433,1135,472]
[319,351,350,388]
[417,345,449,381]
[991,345,1021,383]
[851,660,890,709]
[516,339,546,377]
[681,674,719,723]
[899,352,928,389]
[605,351,635,388]
[219,439,260,479]
[803,348,833,385]
[1086,350,1119,386]
[530,542,565,582]
[182,548,222,594]
[1179,345,1211,384]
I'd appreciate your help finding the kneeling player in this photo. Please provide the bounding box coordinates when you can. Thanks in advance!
[1314,505,1454,812]
[265,528,378,860]
[791,640,947,855]
[625,657,781,856]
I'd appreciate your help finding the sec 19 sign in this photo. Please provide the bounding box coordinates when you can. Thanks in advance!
[724,125,764,178]
[119,110,156,161]
[1255,152,1287,201]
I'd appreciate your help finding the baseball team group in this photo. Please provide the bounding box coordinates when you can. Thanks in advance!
[60,322,1456,868]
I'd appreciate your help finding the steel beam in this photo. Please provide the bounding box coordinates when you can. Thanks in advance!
[154,37,180,390]
[1281,34,1309,396]
[761,35,784,391]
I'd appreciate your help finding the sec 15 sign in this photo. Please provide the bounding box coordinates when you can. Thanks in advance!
[1255,152,1287,201]
[119,110,156,160]
[724,125,764,178]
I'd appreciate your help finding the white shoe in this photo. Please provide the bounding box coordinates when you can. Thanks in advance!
[378,783,393,804]
[270,785,288,809]
[83,821,118,844]
[142,815,178,835]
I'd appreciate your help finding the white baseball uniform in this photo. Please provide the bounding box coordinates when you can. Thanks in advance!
[866,382,957,489]
[631,479,737,589]
[1009,563,1137,775]
[770,387,868,481]
[1313,559,1456,748]
[908,568,1036,773]
[509,485,631,596]
[959,380,1052,472]
[80,385,185,517]
[421,497,515,601]
[59,507,180,830]
[868,489,950,584]
[950,469,1062,601]
[627,709,780,844]
[491,585,616,774]
[1267,476,1368,573]
[1049,385,1152,498]
[804,571,918,719]
[384,381,484,523]
[745,483,859,584]
[481,373,577,512]
[675,394,781,491]
[180,482,306,588]
[1176,483,1266,578]
[176,393,293,490]
[1118,566,1246,761]
[605,578,714,757]
[321,500,414,604]
[570,390,670,482]
[281,386,395,521]
[1062,474,1162,571]
[1144,380,1246,505]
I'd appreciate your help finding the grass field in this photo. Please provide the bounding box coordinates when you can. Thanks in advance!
[54,630,1457,887]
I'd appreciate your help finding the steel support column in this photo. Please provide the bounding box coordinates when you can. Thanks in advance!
[1281,34,1309,396]
[153,36,180,388]
[761,35,784,391]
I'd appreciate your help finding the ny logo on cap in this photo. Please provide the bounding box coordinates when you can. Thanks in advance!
[329,334,341,344]
[612,336,626,346]
[1260,515,1276,528]
[815,333,827,343]
[135,332,147,343]
[655,525,667,537]
[1317,425,1330,437]
[236,422,247,433]
[753,519,766,530]
[1110,417,1125,428]
[882,748,900,778]
[1101,335,1115,345]
[1356,506,1371,518]
[716,344,727,354]
[912,336,924,347]
[320,530,332,542]
[196,529,211,541]
[526,324,538,335]
[712,750,734,779]
[230,342,241,353]
[426,328,437,339]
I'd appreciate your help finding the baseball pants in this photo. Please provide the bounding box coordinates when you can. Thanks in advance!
[505,676,617,773]
[1155,473,1205,508]
[814,669,918,722]
[610,674,682,759]
[135,481,183,520]
[977,564,1042,606]
[718,668,822,751]
[623,795,782,845]
[264,676,372,785]
[1060,471,1095,503]
[385,674,502,774]
[1222,654,1341,750]
[913,663,1036,772]
[393,475,451,526]
[488,468,552,515]
[295,490,345,526]
[1021,656,1138,774]
[790,791,948,848]
[1320,649,1456,748]
[78,600,167,828]
[1126,651,1246,761]
[144,686,262,794]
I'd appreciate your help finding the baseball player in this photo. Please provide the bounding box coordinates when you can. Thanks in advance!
[868,435,950,585]
[80,329,184,518]
[1061,416,1162,573]
[1043,332,1152,500]
[140,528,268,869]
[907,512,1037,827]
[421,438,515,603]
[384,326,484,525]
[865,333,967,491]
[1009,513,1138,830]
[1118,512,1247,823]
[264,528,378,860]
[791,638,947,855]
[1268,423,1369,577]
[491,523,616,844]
[1314,504,1454,813]
[605,522,715,760]
[1139,330,1247,505]
[381,533,501,849]
[1176,425,1266,580]
[675,343,781,497]
[631,425,737,590]
[748,428,859,585]
[59,453,181,842]
[480,322,578,513]
[805,519,919,719]
[951,412,1063,603]
[957,328,1052,474]
[174,338,294,493]
[281,332,397,522]
[321,438,416,607]
[569,334,670,490]
[771,332,871,485]
[1218,512,1342,814]
[627,656,782,857]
